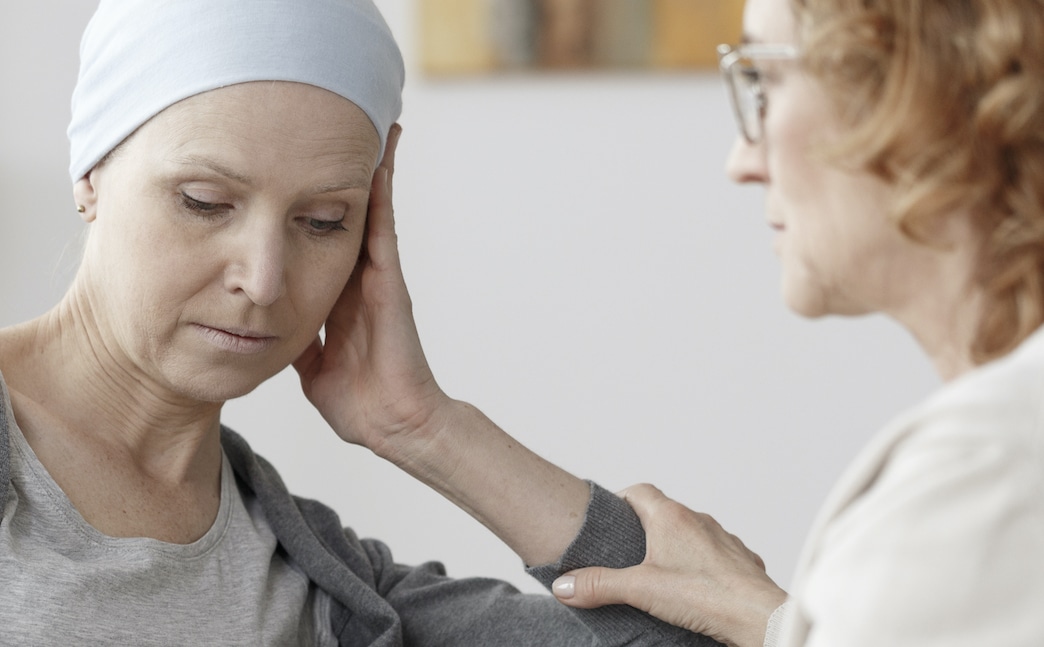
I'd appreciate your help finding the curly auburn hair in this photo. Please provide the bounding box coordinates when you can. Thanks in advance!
[791,0,1044,362]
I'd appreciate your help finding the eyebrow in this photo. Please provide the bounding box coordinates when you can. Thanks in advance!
[310,178,371,194]
[172,155,254,185]
[171,155,371,194]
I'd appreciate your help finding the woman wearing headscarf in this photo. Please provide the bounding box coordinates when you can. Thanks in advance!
[0,1,715,644]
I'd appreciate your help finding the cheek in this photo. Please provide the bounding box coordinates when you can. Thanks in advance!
[88,223,236,359]
[90,210,191,304]
[769,134,820,212]
[290,239,364,324]
[765,79,843,212]
[769,137,846,255]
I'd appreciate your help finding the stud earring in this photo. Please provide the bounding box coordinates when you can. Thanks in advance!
[77,205,86,213]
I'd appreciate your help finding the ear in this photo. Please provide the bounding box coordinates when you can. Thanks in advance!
[72,174,99,223]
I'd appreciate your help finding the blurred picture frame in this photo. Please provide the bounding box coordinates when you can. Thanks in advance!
[419,0,745,75]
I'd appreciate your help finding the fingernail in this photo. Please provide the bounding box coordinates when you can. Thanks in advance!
[552,575,576,599]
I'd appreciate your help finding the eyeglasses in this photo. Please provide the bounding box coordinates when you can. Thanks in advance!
[717,44,800,144]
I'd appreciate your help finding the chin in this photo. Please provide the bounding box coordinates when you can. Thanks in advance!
[782,278,871,319]
[781,272,831,319]
[784,298,831,319]
[178,376,266,403]
[162,360,286,404]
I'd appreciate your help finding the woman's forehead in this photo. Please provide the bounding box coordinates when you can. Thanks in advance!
[135,82,381,179]
[163,82,380,137]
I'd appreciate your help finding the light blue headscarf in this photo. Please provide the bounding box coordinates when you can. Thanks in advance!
[68,0,404,181]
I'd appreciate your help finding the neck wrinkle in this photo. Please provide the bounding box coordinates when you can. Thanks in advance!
[17,280,224,487]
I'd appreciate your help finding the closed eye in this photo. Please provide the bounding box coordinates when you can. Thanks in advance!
[180,192,230,214]
[301,216,348,236]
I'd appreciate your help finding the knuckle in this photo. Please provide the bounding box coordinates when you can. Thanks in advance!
[574,568,617,605]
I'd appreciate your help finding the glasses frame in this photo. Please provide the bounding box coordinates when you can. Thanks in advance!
[717,44,800,144]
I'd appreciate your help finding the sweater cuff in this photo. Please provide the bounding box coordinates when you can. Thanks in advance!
[527,481,646,579]
[763,601,791,647]
[525,481,660,640]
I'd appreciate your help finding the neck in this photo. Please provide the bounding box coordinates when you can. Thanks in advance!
[887,259,983,383]
[5,290,224,486]
[871,210,996,382]
[911,322,978,383]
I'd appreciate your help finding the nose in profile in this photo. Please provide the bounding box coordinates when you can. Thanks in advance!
[725,135,767,185]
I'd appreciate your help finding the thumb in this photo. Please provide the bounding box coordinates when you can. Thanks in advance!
[552,567,635,610]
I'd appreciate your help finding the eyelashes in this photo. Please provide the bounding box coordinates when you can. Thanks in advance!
[178,191,349,237]
[180,191,228,214]
[303,218,348,234]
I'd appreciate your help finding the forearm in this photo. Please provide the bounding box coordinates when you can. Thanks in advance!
[376,398,591,567]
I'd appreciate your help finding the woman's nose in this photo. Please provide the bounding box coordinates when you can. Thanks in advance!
[725,135,767,185]
[227,222,287,307]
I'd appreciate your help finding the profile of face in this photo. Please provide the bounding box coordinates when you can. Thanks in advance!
[72,82,381,402]
[727,0,929,320]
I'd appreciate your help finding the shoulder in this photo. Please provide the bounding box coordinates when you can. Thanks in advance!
[869,327,1044,525]
[797,330,1044,644]
[831,329,1044,533]
[899,326,1044,463]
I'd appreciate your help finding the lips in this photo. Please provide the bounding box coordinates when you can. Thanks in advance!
[192,323,278,354]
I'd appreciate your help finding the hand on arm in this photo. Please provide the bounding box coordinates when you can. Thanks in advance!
[552,484,787,647]
[292,125,589,566]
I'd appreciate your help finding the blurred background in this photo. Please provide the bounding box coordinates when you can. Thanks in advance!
[0,1,938,596]
[418,0,743,73]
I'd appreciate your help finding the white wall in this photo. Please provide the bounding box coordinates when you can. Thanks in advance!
[0,1,938,596]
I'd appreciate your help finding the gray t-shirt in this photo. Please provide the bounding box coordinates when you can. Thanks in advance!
[0,379,333,646]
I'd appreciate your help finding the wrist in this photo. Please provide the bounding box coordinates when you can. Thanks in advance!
[371,399,590,565]
[760,600,790,647]
[730,586,789,647]
[371,396,473,478]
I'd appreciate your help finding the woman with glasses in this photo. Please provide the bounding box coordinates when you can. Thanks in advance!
[545,0,1044,645]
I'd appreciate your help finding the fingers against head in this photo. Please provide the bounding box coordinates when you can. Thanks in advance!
[365,124,402,272]
[380,123,402,179]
